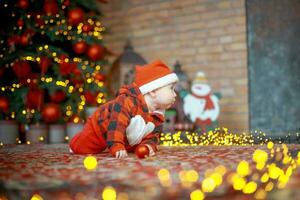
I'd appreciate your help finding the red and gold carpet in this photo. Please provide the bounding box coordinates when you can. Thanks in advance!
[0,144,300,200]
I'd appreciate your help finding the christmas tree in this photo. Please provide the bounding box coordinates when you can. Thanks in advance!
[0,0,110,125]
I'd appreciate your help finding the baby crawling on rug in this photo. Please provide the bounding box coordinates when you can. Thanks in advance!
[69,60,178,159]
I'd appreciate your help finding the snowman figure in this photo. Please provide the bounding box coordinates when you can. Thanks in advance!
[181,71,221,133]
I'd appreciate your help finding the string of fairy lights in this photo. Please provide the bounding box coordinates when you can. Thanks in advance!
[160,128,300,146]
[0,127,299,146]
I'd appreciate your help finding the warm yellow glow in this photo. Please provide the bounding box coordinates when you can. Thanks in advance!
[102,186,116,200]
[268,163,282,179]
[179,170,199,187]
[83,156,98,171]
[95,65,101,70]
[87,78,92,83]
[56,81,67,87]
[68,86,74,93]
[267,141,274,149]
[242,181,257,194]
[237,160,250,177]
[158,169,170,181]
[190,190,204,200]
[210,172,223,186]
[117,192,128,200]
[73,117,80,123]
[215,165,227,175]
[286,166,293,177]
[31,194,43,200]
[232,176,246,190]
[66,110,72,116]
[254,189,267,200]
[265,182,274,191]
[201,177,216,192]
[260,173,269,183]
[253,149,268,163]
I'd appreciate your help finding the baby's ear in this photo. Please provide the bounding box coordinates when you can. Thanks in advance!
[148,90,157,99]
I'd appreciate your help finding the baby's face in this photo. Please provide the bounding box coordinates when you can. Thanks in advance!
[153,83,177,109]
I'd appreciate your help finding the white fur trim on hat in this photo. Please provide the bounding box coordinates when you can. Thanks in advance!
[139,73,179,94]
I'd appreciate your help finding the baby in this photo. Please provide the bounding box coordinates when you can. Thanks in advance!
[69,60,178,158]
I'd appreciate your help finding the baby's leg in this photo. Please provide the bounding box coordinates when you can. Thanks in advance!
[69,123,107,154]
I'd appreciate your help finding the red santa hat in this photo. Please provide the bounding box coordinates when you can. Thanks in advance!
[134,60,179,94]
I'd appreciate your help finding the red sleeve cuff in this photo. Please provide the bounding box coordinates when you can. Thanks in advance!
[145,143,157,152]
[109,143,126,157]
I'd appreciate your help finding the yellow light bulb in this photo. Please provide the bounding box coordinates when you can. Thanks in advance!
[232,176,246,190]
[102,186,116,200]
[201,177,216,192]
[190,190,204,200]
[242,181,257,194]
[267,141,274,149]
[83,156,98,171]
[237,160,250,177]
[31,194,43,200]
[158,169,170,181]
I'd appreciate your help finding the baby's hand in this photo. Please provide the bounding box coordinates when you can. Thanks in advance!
[115,150,128,159]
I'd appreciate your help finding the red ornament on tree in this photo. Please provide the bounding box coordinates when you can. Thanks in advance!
[24,29,35,36]
[68,8,84,26]
[94,73,105,82]
[50,90,66,103]
[86,44,104,61]
[70,67,84,85]
[12,60,31,79]
[73,41,88,54]
[72,68,82,76]
[135,144,150,159]
[82,23,93,33]
[18,0,29,9]
[0,96,9,113]
[26,88,44,110]
[58,55,77,76]
[63,0,71,7]
[84,91,97,105]
[39,56,52,75]
[43,0,58,15]
[60,62,77,76]
[7,35,20,47]
[17,19,24,28]
[19,33,31,46]
[71,77,84,86]
[42,103,62,123]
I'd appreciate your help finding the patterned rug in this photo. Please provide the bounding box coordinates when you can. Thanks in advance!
[0,144,300,200]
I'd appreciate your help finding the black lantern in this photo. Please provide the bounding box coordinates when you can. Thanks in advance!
[173,61,189,92]
[107,40,147,96]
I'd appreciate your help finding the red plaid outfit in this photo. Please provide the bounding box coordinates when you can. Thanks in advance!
[69,83,164,157]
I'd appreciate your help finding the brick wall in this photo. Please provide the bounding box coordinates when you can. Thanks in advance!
[100,0,249,132]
